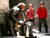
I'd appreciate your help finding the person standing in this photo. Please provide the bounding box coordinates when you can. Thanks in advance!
[35,2,48,33]
[26,4,35,36]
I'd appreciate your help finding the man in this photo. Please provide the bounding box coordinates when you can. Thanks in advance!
[26,4,35,36]
[35,2,48,33]
[12,3,26,36]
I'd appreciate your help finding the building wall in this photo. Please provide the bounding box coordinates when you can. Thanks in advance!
[0,0,9,13]
[9,0,19,8]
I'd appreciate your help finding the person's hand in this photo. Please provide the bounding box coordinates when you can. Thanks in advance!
[17,25,21,28]
[35,14,38,18]
[24,18,26,22]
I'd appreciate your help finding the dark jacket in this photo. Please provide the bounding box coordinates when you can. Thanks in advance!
[12,9,25,22]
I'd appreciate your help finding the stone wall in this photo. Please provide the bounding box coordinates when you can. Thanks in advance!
[0,0,9,13]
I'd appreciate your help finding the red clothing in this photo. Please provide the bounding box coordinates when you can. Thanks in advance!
[26,9,34,19]
[37,7,48,19]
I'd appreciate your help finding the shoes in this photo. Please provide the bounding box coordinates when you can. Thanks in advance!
[20,34,26,36]
[46,31,48,33]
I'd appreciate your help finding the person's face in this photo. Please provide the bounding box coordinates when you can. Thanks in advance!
[40,4,44,8]
[21,5,25,10]
[29,5,33,9]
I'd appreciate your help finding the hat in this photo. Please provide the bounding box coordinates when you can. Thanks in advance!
[13,6,19,11]
[29,4,32,6]
[40,1,44,5]
[17,3,26,6]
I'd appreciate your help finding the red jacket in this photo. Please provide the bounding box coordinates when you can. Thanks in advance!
[37,7,48,19]
[26,9,34,19]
